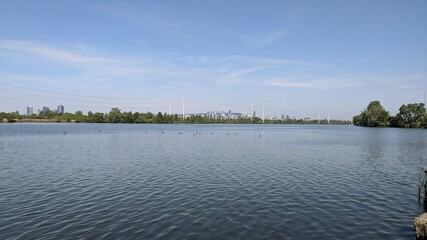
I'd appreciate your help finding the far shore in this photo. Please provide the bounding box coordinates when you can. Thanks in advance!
[2,118,352,125]
[2,118,76,123]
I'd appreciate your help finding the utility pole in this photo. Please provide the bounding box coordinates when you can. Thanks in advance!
[182,92,185,121]
[169,91,172,115]
[262,99,265,123]
[250,102,253,121]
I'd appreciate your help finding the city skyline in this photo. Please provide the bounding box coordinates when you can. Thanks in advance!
[1,1,426,119]
[19,103,327,121]
[11,89,427,120]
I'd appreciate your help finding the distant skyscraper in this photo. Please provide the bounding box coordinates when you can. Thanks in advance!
[42,106,50,114]
[281,114,285,120]
[57,105,64,114]
[26,106,33,116]
[253,111,256,117]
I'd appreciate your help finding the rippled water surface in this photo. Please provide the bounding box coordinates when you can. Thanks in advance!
[0,123,426,239]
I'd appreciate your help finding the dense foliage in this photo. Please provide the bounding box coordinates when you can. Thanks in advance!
[393,103,427,128]
[1,107,351,125]
[353,101,390,127]
[353,101,426,128]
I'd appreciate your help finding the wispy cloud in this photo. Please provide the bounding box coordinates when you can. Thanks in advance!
[229,55,333,68]
[264,76,370,89]
[0,40,112,64]
[238,1,315,48]
[264,73,427,90]
[0,40,150,81]
[0,74,92,89]
[0,40,369,92]
[2,40,423,95]
[93,3,185,38]
[217,66,264,85]
[383,73,427,85]
[182,55,332,69]
[239,30,289,48]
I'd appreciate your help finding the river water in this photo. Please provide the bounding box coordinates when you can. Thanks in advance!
[0,123,426,239]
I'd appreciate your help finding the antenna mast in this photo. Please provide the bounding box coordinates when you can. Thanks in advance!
[182,92,185,121]
[169,91,172,115]
[262,99,265,123]
[250,102,253,121]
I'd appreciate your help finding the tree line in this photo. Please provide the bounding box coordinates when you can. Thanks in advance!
[353,101,427,128]
[1,107,351,125]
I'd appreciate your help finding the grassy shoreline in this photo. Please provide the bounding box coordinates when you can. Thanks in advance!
[2,118,71,123]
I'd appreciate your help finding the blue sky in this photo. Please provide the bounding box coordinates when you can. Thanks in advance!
[0,0,426,119]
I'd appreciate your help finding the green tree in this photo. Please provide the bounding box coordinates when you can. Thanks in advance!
[145,112,154,123]
[92,112,106,123]
[395,103,426,128]
[353,114,365,126]
[108,108,122,123]
[156,112,164,123]
[133,112,140,122]
[122,111,134,123]
[353,101,390,127]
[135,115,148,123]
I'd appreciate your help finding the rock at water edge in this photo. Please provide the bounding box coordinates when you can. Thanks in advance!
[414,213,427,238]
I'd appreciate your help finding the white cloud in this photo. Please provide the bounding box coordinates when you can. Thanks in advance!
[0,40,151,81]
[182,55,332,69]
[264,73,425,90]
[264,76,369,89]
[217,66,264,85]
[0,40,112,64]
[2,40,423,96]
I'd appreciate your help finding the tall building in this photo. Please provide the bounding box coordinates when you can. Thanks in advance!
[57,105,64,114]
[253,111,256,117]
[26,106,33,116]
[42,106,50,113]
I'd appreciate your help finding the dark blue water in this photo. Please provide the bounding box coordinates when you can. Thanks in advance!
[0,123,426,239]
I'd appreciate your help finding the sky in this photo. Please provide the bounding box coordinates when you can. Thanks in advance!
[0,0,426,119]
